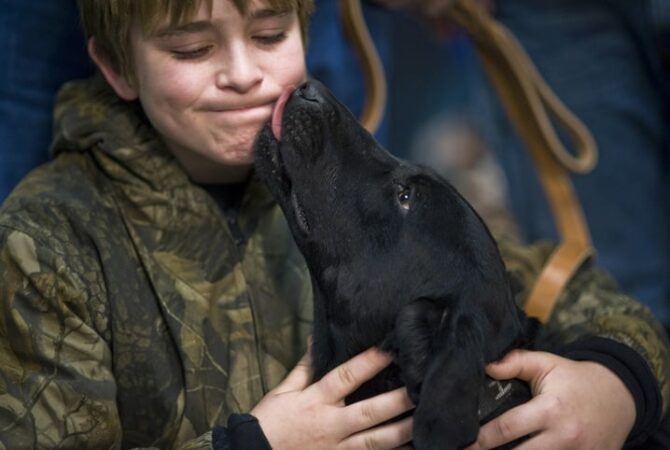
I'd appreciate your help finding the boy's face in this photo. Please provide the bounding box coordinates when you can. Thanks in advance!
[104,0,307,183]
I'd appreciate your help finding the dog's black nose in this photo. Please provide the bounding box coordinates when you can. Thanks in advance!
[296,82,321,102]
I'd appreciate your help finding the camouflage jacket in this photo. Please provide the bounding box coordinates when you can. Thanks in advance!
[0,77,668,449]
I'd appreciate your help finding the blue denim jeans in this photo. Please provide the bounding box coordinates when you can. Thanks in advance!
[477,0,670,323]
[0,0,93,201]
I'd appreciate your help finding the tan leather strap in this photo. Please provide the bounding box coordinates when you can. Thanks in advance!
[339,0,388,134]
[340,0,597,322]
[447,0,596,322]
[447,1,598,175]
[524,242,593,320]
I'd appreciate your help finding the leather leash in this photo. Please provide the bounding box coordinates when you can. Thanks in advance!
[339,0,388,134]
[339,0,598,323]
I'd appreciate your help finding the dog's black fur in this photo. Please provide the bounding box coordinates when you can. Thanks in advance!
[254,81,537,450]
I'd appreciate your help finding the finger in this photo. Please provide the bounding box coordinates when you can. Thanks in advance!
[476,400,548,449]
[486,350,557,386]
[316,347,393,403]
[273,348,313,393]
[341,416,413,450]
[510,432,562,450]
[344,387,415,431]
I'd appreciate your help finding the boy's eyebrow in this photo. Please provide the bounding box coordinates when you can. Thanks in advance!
[151,9,290,39]
[152,21,213,39]
[249,8,290,20]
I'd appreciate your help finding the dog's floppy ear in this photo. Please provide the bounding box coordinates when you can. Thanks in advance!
[415,312,484,450]
[384,298,484,450]
[414,335,483,450]
[383,298,444,403]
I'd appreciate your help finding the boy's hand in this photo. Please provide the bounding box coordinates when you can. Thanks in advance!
[251,347,414,450]
[465,349,636,450]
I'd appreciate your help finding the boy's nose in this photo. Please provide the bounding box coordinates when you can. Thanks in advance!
[215,45,262,92]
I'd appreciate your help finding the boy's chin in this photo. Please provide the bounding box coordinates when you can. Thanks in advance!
[173,146,255,184]
[202,138,255,165]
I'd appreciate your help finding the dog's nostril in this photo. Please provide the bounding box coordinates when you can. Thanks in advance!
[297,83,320,102]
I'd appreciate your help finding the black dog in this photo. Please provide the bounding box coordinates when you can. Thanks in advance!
[254,80,537,450]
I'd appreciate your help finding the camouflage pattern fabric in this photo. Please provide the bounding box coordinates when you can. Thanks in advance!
[0,76,313,449]
[0,76,668,449]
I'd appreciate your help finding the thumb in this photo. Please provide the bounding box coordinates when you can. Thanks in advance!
[273,346,313,393]
[486,349,558,386]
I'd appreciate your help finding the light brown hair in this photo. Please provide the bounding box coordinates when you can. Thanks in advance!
[78,0,314,82]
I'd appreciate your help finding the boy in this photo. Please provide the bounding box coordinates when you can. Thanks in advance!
[0,1,667,448]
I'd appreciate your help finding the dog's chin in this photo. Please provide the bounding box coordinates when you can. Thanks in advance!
[255,126,311,237]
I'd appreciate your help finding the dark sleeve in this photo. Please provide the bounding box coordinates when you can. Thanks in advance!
[558,336,662,447]
[212,414,272,450]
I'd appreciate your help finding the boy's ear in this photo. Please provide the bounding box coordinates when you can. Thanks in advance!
[87,38,138,101]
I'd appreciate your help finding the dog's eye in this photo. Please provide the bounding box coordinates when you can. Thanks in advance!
[396,187,412,211]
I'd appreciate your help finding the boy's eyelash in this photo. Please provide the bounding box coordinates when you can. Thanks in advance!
[171,46,212,60]
[254,32,287,46]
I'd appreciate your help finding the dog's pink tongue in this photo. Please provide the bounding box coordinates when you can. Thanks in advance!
[272,86,295,140]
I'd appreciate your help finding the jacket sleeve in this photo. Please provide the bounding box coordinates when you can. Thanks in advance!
[0,225,218,450]
[0,225,122,448]
[498,238,670,416]
[175,415,272,450]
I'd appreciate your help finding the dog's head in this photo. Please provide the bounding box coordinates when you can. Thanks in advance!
[255,81,513,336]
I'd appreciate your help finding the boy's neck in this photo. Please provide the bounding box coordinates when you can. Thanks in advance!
[172,151,253,184]
[187,164,253,184]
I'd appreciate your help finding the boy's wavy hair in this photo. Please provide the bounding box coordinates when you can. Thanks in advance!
[77,0,314,82]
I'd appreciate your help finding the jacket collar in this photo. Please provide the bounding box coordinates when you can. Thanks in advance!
[52,75,192,194]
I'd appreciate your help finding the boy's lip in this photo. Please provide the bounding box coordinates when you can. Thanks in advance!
[200,102,273,113]
[199,103,274,126]
[199,94,279,112]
